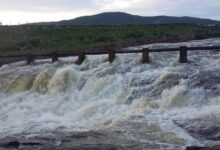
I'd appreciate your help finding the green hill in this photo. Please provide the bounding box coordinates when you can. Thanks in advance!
[51,12,220,25]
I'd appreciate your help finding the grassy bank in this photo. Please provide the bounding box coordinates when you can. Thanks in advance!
[0,24,220,56]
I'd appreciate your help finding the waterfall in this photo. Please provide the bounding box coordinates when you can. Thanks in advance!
[1,38,220,149]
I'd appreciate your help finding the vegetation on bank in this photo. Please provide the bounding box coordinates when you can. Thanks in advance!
[0,24,220,56]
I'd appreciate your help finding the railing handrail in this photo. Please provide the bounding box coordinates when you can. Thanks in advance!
[0,45,220,65]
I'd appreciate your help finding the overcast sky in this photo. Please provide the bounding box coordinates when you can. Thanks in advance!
[0,0,220,25]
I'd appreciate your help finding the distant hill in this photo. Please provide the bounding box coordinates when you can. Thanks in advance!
[49,12,220,25]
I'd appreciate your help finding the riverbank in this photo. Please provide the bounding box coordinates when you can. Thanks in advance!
[0,24,220,56]
[0,131,219,150]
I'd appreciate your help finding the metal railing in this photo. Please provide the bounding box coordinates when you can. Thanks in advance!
[1,46,220,65]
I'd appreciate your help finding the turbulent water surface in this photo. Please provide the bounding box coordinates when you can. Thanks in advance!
[1,38,220,149]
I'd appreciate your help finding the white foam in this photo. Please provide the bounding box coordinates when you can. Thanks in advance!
[1,38,220,147]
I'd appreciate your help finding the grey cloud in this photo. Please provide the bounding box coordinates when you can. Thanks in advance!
[123,0,220,20]
[0,0,220,20]
[0,0,96,12]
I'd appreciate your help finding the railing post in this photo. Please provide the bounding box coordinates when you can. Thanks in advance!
[179,46,188,63]
[51,52,58,63]
[26,53,34,65]
[108,50,115,63]
[142,48,150,63]
[75,52,85,65]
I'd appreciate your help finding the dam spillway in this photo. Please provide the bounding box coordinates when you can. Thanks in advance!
[1,38,220,149]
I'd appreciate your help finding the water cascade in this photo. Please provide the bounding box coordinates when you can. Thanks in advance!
[1,38,220,149]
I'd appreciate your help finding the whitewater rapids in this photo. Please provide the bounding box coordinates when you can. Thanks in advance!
[1,38,220,149]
